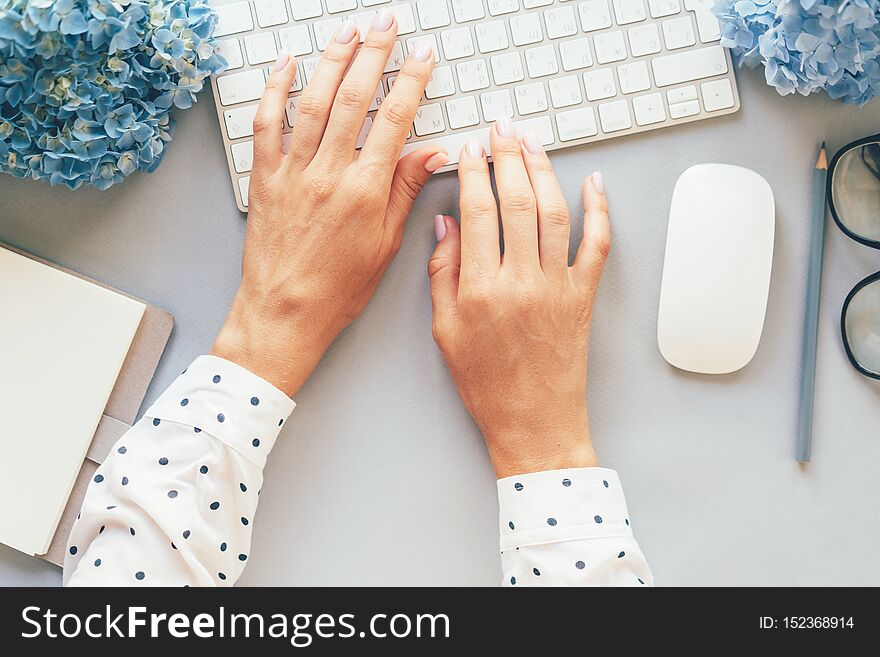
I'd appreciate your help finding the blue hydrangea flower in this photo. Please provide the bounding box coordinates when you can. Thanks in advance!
[0,0,227,190]
[715,0,880,105]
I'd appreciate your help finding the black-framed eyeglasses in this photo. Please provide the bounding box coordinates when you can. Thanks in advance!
[827,134,880,380]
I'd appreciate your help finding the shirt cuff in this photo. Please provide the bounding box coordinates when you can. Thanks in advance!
[144,355,296,470]
[497,468,634,552]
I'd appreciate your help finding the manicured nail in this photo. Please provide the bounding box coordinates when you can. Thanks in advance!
[372,8,394,32]
[465,140,484,159]
[411,40,434,61]
[435,215,447,242]
[591,171,605,194]
[522,132,543,154]
[424,151,449,173]
[495,116,515,139]
[272,51,290,72]
[335,20,357,44]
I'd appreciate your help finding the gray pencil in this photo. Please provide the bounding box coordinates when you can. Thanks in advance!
[797,142,828,463]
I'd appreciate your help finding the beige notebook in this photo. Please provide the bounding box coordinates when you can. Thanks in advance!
[0,247,146,556]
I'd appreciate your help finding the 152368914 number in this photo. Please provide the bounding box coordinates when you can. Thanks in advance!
[783,617,854,629]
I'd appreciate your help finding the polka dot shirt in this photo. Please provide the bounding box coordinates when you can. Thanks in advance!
[63,357,653,587]
[63,356,295,587]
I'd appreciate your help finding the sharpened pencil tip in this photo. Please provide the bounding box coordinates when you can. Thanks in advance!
[816,142,828,170]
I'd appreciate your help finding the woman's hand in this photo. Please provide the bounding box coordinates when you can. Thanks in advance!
[213,12,447,396]
[428,119,611,478]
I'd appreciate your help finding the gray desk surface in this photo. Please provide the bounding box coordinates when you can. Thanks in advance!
[2,70,879,586]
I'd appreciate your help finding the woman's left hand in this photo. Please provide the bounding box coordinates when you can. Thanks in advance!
[213,13,447,396]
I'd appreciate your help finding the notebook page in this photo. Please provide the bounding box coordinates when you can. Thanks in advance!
[0,247,145,556]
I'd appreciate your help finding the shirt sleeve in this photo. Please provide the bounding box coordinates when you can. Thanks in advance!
[497,467,653,587]
[63,355,295,587]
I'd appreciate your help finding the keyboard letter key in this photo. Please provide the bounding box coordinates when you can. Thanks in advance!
[651,45,727,87]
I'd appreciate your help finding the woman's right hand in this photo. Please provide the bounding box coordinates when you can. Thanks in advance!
[428,119,611,479]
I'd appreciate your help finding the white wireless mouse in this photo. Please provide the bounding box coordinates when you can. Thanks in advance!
[657,164,775,374]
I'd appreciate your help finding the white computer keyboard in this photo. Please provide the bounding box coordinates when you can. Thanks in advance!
[209,0,740,212]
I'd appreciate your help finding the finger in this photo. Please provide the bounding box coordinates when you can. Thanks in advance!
[384,146,449,234]
[251,52,298,174]
[317,10,398,163]
[520,132,570,280]
[428,215,462,328]
[573,172,611,294]
[285,20,359,170]
[490,118,539,271]
[359,38,436,185]
[458,140,501,282]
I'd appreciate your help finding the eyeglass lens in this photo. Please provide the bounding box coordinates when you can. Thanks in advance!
[844,277,880,378]
[830,141,880,243]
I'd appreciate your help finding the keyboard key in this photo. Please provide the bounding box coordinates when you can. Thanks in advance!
[363,0,392,5]
[389,4,417,34]
[425,66,457,99]
[384,41,406,72]
[583,67,616,100]
[238,176,250,207]
[253,0,288,28]
[544,6,579,39]
[230,140,254,173]
[669,99,700,118]
[515,82,549,115]
[480,89,514,121]
[594,31,627,64]
[578,0,612,32]
[525,0,554,6]
[356,117,372,148]
[549,75,583,108]
[476,21,510,53]
[556,107,598,140]
[489,0,521,16]
[368,82,386,111]
[452,0,486,22]
[491,52,525,85]
[446,96,481,129]
[244,32,278,65]
[648,0,680,17]
[301,56,321,84]
[685,0,722,42]
[617,61,650,93]
[666,85,697,103]
[510,13,543,46]
[559,38,593,71]
[662,16,696,50]
[417,0,451,29]
[213,2,253,38]
[264,65,302,92]
[214,39,244,70]
[598,99,632,132]
[285,96,300,126]
[457,59,491,91]
[612,0,647,24]
[406,35,441,62]
[326,0,357,13]
[400,116,555,163]
[223,104,259,139]
[628,23,661,57]
[632,92,666,124]
[441,27,475,60]
[701,78,735,111]
[351,10,377,43]
[291,0,322,20]
[278,25,313,56]
[314,18,343,51]
[525,44,559,78]
[217,69,265,105]
[415,103,446,136]
[651,45,727,86]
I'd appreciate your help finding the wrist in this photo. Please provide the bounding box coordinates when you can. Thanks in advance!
[211,288,334,397]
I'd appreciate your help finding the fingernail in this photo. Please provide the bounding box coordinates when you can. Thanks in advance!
[272,51,290,72]
[424,151,449,173]
[591,171,605,194]
[435,215,447,242]
[411,40,434,62]
[495,116,515,139]
[372,8,393,32]
[335,20,357,44]
[465,140,484,159]
[522,132,543,154]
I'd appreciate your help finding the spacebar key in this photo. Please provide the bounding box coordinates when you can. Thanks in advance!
[651,46,728,87]
[400,116,555,164]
